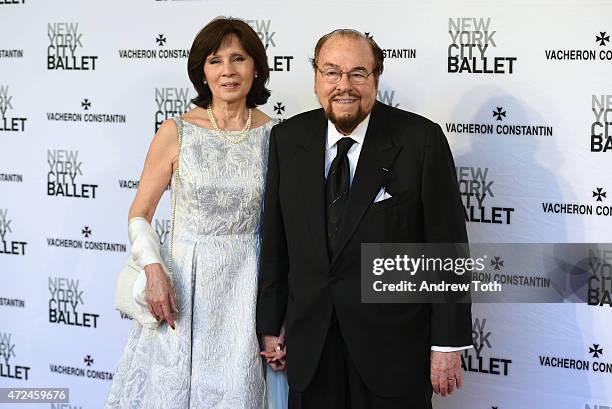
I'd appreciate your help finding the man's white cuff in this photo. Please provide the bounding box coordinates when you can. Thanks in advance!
[431,345,473,352]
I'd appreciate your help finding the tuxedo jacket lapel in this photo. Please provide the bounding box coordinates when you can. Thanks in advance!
[294,110,330,265]
[331,103,401,266]
[292,104,402,267]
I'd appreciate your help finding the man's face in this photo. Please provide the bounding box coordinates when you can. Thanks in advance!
[314,35,378,135]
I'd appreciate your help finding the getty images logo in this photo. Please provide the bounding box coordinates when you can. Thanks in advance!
[47,22,98,70]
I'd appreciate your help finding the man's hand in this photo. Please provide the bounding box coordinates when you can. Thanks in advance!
[260,333,286,371]
[430,351,463,397]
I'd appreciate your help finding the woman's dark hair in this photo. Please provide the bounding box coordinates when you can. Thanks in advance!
[188,17,271,108]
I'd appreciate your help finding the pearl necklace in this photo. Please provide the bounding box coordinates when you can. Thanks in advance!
[206,105,253,144]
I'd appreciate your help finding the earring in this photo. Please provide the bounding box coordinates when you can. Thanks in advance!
[203,79,207,84]
[254,73,258,78]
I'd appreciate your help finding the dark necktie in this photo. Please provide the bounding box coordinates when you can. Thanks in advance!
[326,137,355,257]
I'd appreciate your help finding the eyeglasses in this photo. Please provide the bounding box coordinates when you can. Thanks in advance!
[316,67,374,85]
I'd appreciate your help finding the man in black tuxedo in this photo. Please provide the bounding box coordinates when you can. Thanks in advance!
[257,29,472,409]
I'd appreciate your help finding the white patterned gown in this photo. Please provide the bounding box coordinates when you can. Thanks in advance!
[105,117,278,409]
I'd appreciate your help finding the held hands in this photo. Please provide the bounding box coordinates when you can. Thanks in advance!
[260,327,287,371]
[430,351,463,397]
[144,263,179,330]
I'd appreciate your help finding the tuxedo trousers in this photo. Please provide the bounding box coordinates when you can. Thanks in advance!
[288,313,432,409]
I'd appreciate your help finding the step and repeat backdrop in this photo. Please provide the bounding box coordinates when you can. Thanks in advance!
[2,0,612,408]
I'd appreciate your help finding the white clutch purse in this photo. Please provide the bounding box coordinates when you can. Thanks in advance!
[114,257,159,329]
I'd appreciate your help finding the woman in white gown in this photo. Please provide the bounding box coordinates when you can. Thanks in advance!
[105,17,288,409]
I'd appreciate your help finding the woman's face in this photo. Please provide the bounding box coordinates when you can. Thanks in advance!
[203,34,256,106]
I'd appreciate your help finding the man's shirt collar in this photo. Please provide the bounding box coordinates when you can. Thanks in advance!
[326,114,371,150]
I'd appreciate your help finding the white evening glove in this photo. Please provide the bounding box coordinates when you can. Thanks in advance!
[128,217,164,269]
[128,217,167,308]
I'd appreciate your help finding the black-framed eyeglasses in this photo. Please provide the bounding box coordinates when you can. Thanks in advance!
[316,67,374,84]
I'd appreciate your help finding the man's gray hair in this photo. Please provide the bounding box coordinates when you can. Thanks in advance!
[310,29,384,77]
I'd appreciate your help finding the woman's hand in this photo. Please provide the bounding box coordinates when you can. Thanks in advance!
[260,325,287,371]
[144,263,178,329]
